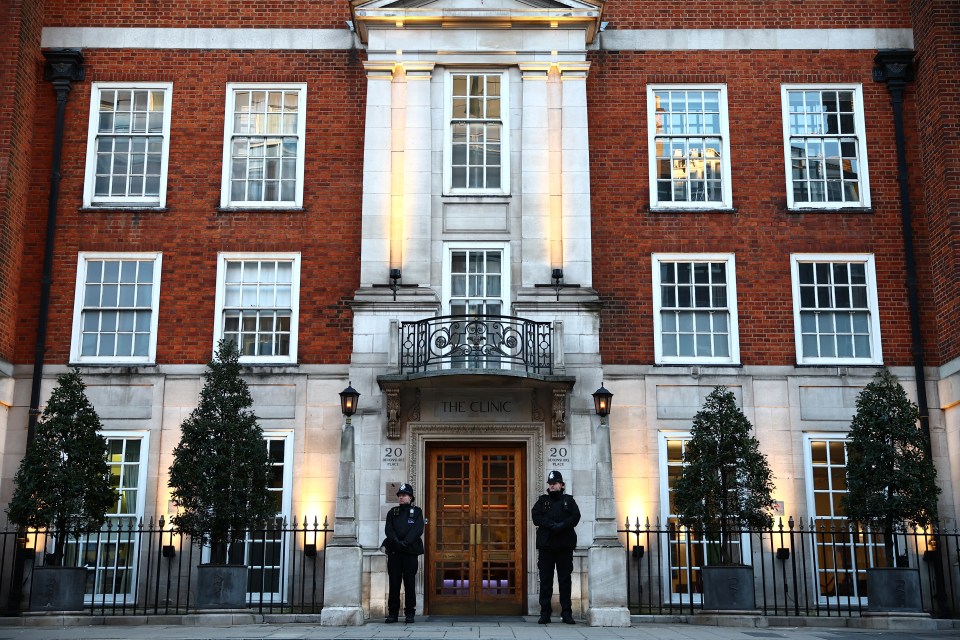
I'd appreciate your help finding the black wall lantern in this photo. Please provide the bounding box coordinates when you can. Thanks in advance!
[592,384,613,419]
[340,383,360,423]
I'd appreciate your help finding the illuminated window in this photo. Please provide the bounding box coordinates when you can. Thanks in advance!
[445,72,510,194]
[804,434,886,603]
[221,84,306,208]
[658,432,748,604]
[235,432,293,602]
[83,84,172,208]
[652,254,739,364]
[781,85,870,209]
[648,86,732,209]
[65,432,149,603]
[213,253,301,364]
[791,254,882,364]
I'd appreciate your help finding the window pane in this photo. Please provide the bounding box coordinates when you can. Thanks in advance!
[653,89,726,205]
[450,75,504,191]
[788,89,864,205]
[79,257,157,361]
[220,260,295,359]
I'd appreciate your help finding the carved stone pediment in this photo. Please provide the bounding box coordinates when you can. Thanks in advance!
[350,0,604,44]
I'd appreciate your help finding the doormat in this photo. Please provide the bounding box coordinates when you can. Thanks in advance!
[420,615,528,623]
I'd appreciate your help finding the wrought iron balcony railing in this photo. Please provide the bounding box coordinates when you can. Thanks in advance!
[399,315,553,375]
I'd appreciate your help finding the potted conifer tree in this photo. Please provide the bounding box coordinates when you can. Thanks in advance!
[843,368,940,613]
[7,369,116,611]
[672,386,776,611]
[168,340,274,609]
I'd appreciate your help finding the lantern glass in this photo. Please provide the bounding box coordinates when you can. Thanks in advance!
[339,384,360,417]
[592,385,613,418]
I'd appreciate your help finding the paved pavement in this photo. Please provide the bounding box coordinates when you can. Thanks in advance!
[2,616,960,640]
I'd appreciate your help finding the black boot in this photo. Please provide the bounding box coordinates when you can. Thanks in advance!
[385,615,398,623]
[561,613,575,624]
[405,614,415,623]
[537,613,550,624]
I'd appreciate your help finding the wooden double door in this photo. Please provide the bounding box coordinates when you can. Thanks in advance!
[425,443,526,615]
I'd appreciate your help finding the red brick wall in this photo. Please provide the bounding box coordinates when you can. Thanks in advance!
[587,49,936,367]
[601,0,910,29]
[912,0,960,365]
[0,0,44,362]
[43,0,352,28]
[15,49,366,365]
[41,0,913,31]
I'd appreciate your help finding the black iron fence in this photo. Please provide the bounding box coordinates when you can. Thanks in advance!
[6,514,958,619]
[398,314,553,374]
[0,517,331,616]
[620,517,960,618]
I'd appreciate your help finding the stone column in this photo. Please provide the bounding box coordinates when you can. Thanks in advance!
[359,62,395,287]
[320,415,364,625]
[587,412,631,626]
[558,62,592,288]
[519,63,552,287]
[400,62,435,286]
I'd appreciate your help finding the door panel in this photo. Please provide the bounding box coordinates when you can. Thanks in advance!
[426,444,525,615]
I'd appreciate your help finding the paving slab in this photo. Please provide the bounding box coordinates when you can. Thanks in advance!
[0,616,959,640]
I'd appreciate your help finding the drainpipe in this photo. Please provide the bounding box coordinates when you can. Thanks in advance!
[27,49,84,441]
[872,50,932,463]
[8,50,84,614]
[873,48,950,616]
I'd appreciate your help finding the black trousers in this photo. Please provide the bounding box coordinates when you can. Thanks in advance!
[387,552,419,616]
[537,547,573,616]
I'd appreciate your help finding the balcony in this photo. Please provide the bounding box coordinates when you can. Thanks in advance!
[398,315,553,375]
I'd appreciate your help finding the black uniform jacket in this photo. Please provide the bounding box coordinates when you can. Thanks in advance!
[531,491,581,550]
[383,504,425,555]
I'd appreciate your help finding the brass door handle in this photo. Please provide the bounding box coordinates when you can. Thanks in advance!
[468,523,483,545]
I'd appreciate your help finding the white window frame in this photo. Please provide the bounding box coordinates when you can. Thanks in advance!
[82,83,173,208]
[212,252,301,364]
[790,253,882,365]
[70,252,163,365]
[652,253,740,365]
[220,83,307,209]
[781,84,871,210]
[441,242,511,316]
[802,432,885,605]
[440,242,512,371]
[647,85,733,210]
[65,430,150,604]
[443,70,511,196]
[245,429,294,603]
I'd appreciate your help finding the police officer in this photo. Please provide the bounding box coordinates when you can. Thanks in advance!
[531,470,581,624]
[383,483,424,623]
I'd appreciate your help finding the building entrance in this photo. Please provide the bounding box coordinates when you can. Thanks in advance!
[425,443,526,615]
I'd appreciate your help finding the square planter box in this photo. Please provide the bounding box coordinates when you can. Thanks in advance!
[702,565,756,611]
[196,564,248,609]
[867,567,923,613]
[30,566,87,611]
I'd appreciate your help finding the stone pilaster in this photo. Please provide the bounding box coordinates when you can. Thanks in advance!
[359,61,395,287]
[557,62,592,288]
[400,62,435,286]
[519,63,552,288]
